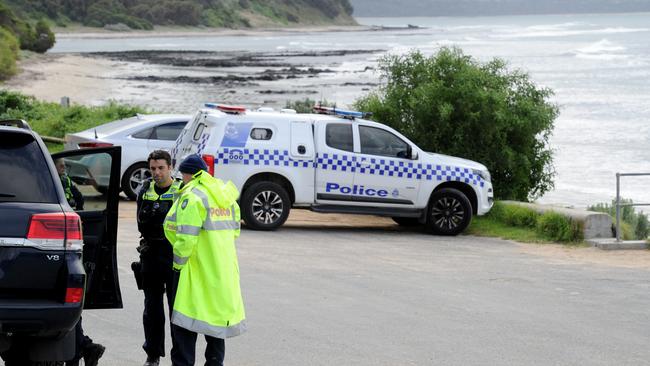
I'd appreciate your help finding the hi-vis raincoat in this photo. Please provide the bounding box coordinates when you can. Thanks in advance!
[163,170,246,338]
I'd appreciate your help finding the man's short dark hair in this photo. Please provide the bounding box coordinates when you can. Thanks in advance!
[147,150,172,166]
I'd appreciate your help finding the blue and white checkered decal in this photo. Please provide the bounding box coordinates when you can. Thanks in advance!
[196,133,210,155]
[214,149,484,187]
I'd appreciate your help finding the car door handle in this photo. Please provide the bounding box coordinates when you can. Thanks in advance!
[358,160,372,168]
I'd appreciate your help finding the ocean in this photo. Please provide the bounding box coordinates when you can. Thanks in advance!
[50,13,650,208]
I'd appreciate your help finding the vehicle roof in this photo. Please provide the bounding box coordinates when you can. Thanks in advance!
[0,125,37,136]
[73,114,191,137]
[200,108,377,125]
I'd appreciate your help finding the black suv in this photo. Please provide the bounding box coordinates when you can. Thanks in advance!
[0,120,122,363]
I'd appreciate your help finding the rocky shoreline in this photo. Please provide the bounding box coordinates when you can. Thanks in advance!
[4,47,385,112]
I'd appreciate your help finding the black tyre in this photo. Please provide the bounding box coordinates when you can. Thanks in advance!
[392,217,421,226]
[241,181,291,230]
[121,162,150,200]
[426,188,472,236]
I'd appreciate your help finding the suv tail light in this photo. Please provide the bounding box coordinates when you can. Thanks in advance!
[27,212,83,250]
[202,154,215,176]
[65,287,84,303]
[78,141,113,148]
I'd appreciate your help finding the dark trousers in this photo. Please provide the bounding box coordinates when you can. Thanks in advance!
[169,271,225,366]
[170,324,225,366]
[142,262,175,358]
[73,317,92,360]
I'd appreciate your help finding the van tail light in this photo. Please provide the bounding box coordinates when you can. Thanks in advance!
[202,154,215,176]
[27,212,83,250]
[65,287,84,303]
[78,141,113,148]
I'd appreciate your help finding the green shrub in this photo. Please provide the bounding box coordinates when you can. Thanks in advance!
[486,202,539,228]
[0,27,19,80]
[31,19,55,53]
[0,90,147,141]
[355,48,559,201]
[535,211,583,242]
[503,205,539,228]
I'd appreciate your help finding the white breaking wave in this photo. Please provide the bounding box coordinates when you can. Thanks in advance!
[494,26,649,39]
[577,39,626,54]
[571,39,629,61]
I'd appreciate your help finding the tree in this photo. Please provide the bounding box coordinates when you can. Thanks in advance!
[355,48,558,201]
[32,18,55,53]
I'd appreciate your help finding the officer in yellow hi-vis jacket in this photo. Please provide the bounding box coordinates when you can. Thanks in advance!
[163,154,246,366]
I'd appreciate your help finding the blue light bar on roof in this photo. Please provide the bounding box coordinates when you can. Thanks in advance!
[313,105,372,119]
[204,103,246,114]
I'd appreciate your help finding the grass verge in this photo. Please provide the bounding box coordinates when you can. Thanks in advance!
[466,201,588,246]
[1,90,148,152]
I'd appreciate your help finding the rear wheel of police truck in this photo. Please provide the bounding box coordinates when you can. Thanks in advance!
[426,188,472,236]
[241,181,291,230]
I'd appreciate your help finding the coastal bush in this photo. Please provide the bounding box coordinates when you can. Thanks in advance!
[0,90,146,144]
[0,2,55,53]
[588,199,649,240]
[535,211,583,242]
[31,19,55,52]
[355,48,559,201]
[0,27,19,80]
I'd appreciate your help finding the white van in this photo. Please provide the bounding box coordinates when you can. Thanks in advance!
[172,104,494,235]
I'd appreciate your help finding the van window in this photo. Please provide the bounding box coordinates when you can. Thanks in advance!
[359,126,409,158]
[193,123,206,140]
[325,124,353,152]
[250,128,272,140]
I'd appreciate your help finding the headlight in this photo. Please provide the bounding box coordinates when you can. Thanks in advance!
[472,169,491,183]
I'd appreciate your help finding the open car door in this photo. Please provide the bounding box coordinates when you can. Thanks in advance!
[52,146,123,309]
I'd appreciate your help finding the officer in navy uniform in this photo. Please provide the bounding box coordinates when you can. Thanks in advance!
[136,150,183,366]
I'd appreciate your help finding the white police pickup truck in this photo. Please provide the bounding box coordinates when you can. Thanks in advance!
[172,104,493,235]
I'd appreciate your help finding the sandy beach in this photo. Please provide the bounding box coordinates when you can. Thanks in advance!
[4,53,128,106]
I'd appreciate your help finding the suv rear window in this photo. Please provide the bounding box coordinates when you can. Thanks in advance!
[0,133,57,203]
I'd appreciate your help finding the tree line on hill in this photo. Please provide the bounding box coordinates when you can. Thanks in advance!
[4,0,355,30]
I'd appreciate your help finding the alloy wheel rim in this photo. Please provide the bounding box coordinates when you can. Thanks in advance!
[252,190,284,224]
[129,167,151,195]
[431,196,465,230]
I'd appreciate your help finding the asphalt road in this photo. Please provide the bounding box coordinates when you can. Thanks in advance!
[80,202,650,366]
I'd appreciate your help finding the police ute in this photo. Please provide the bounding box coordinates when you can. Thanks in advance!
[172,103,494,235]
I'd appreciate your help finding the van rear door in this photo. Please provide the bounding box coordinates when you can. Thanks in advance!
[172,111,210,166]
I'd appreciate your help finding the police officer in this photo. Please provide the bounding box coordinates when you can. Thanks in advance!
[163,154,246,366]
[137,150,182,366]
